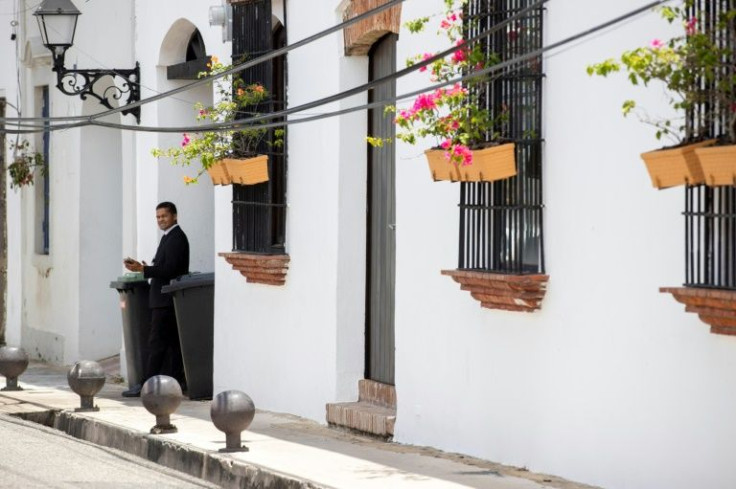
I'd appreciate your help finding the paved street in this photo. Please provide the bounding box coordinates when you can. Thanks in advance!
[0,414,218,488]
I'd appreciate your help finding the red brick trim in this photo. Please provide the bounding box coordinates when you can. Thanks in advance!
[219,252,289,286]
[441,270,549,312]
[661,286,736,336]
[343,0,402,56]
[359,379,396,409]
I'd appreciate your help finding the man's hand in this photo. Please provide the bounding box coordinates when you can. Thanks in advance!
[123,257,145,273]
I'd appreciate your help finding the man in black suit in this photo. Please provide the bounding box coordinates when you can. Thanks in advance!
[122,202,189,397]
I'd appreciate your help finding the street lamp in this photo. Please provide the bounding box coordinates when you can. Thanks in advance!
[34,0,141,123]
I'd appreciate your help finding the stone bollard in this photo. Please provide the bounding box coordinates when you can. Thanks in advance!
[67,361,106,412]
[0,346,30,391]
[210,390,255,452]
[141,375,182,434]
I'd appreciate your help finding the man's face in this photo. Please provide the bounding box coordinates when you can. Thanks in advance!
[156,207,177,231]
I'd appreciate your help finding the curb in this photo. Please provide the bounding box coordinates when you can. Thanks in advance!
[13,409,329,489]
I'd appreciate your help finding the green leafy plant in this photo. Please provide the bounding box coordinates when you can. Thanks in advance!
[587,1,736,145]
[369,0,508,167]
[152,56,279,184]
[7,139,44,189]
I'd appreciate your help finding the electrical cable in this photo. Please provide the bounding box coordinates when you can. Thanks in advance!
[1,0,669,135]
[56,0,550,133]
[0,0,407,125]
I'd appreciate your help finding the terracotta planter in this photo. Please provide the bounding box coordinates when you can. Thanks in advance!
[694,144,736,186]
[640,139,714,189]
[222,155,269,185]
[425,149,461,181]
[206,160,231,185]
[425,143,517,183]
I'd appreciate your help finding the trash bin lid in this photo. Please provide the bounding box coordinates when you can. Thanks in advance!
[109,272,148,290]
[161,272,215,294]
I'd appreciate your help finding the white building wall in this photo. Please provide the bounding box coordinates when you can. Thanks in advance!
[9,0,138,363]
[213,0,368,421]
[211,1,736,489]
[134,4,222,272]
[392,2,736,489]
[3,0,224,365]
[1,0,23,347]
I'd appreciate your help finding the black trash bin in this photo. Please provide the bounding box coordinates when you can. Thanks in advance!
[162,272,214,400]
[110,273,151,389]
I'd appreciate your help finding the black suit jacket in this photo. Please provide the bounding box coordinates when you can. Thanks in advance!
[144,225,190,309]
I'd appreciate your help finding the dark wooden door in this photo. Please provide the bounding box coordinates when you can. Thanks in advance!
[366,34,397,385]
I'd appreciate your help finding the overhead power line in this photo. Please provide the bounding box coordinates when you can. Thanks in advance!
[1,0,406,125]
[1,0,669,135]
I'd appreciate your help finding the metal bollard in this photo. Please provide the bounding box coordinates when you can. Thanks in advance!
[141,375,182,434]
[0,346,30,391]
[67,361,106,412]
[210,390,255,452]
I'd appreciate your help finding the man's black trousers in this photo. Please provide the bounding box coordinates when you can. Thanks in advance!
[145,307,185,387]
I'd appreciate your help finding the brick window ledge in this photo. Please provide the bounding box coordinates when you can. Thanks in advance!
[441,270,549,312]
[219,252,290,286]
[661,286,736,336]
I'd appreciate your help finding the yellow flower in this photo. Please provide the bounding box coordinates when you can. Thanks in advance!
[183,175,195,184]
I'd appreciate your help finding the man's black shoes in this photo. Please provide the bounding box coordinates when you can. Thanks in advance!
[122,383,142,397]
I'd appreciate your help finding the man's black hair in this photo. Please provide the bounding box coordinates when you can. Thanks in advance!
[156,201,178,215]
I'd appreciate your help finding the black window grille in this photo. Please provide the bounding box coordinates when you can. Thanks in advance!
[458,0,544,274]
[232,0,288,254]
[684,0,736,289]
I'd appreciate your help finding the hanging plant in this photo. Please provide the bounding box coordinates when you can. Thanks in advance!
[368,0,516,182]
[152,56,283,185]
[7,139,45,189]
[587,1,736,188]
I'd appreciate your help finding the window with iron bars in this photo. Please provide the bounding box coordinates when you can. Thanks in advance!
[684,0,736,289]
[231,0,288,254]
[458,0,544,274]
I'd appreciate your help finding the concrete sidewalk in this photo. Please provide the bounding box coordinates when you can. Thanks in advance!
[0,361,598,489]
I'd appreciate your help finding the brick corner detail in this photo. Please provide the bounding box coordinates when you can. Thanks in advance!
[661,286,736,336]
[343,0,402,56]
[441,269,549,312]
[219,252,290,286]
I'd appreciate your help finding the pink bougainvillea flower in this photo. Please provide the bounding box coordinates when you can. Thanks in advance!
[181,133,191,147]
[419,53,434,72]
[395,109,417,124]
[440,139,452,149]
[685,16,697,36]
[413,94,437,112]
[198,109,208,116]
[453,144,473,166]
[650,39,664,49]
[440,19,452,30]
[452,48,467,63]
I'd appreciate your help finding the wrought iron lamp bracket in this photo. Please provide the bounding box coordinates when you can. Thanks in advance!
[52,56,141,123]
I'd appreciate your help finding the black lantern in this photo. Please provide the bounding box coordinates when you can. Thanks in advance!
[34,0,141,123]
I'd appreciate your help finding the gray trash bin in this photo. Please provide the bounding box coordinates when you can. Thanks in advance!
[162,272,214,400]
[109,273,151,389]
